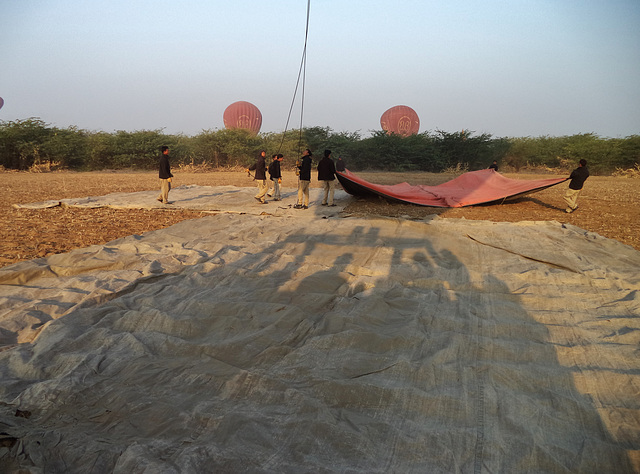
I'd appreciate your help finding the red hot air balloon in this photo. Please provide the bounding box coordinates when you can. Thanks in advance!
[380,105,420,137]
[223,101,262,135]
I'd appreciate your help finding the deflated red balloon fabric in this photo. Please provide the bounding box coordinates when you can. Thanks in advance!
[336,169,568,208]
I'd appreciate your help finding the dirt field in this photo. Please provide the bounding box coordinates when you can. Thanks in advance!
[1,169,638,268]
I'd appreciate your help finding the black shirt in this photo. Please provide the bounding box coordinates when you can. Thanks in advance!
[298,155,312,181]
[249,156,267,180]
[569,166,589,190]
[317,157,336,181]
[268,160,281,180]
[159,154,173,179]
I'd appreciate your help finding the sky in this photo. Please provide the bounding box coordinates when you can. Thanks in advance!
[1,0,639,138]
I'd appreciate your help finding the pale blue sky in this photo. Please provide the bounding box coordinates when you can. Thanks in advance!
[1,0,639,137]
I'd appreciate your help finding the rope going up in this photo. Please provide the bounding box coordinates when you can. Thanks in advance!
[278,0,311,155]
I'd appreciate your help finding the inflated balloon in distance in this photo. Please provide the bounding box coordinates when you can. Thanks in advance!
[223,101,262,135]
[0,97,4,110]
[380,105,420,137]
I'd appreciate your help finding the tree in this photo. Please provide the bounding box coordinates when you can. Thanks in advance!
[0,118,54,169]
[41,126,89,169]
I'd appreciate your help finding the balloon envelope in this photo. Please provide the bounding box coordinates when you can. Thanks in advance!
[223,101,262,134]
[0,97,4,110]
[380,105,420,137]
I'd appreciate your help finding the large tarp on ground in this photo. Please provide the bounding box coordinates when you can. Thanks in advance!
[1,200,639,472]
[12,185,351,215]
[337,169,569,207]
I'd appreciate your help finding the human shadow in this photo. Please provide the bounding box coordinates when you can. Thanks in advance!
[142,220,634,472]
[2,218,635,472]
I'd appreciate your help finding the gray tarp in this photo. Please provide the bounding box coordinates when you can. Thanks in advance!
[11,184,350,216]
[1,187,640,472]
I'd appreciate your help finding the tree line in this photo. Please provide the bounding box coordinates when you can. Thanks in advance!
[1,118,638,174]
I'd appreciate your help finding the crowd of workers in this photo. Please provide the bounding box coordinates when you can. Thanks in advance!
[244,148,345,208]
[157,147,588,213]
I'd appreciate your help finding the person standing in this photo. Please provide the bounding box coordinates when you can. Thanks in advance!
[336,156,346,172]
[488,160,498,171]
[318,149,337,206]
[294,149,312,209]
[266,154,277,198]
[157,145,173,204]
[564,159,589,213]
[247,150,268,204]
[268,154,283,201]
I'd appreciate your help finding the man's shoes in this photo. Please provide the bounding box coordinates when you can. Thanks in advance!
[329,204,337,207]
[254,197,263,203]
[157,198,163,202]
[303,205,308,209]
[293,204,303,209]
[321,203,328,206]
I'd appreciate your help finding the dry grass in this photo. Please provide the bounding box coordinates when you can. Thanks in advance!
[1,170,638,268]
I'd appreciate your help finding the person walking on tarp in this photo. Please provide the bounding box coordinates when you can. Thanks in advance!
[157,145,173,204]
[247,150,269,204]
[294,149,312,209]
[564,159,589,213]
[318,149,337,207]
[268,154,283,201]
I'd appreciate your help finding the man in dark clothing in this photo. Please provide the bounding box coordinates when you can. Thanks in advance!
[488,160,498,171]
[294,149,312,209]
[268,154,283,201]
[247,150,269,204]
[157,146,173,204]
[317,149,337,206]
[336,156,346,172]
[564,159,589,213]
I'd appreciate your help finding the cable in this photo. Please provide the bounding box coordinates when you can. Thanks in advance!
[278,0,311,155]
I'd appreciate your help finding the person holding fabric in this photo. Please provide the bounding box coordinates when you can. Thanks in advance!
[156,145,173,204]
[294,149,313,209]
[268,154,283,201]
[564,159,589,213]
[247,150,269,204]
[317,149,337,206]
[488,160,498,171]
[336,156,346,172]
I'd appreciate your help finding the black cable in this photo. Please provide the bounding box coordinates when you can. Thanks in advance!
[278,0,311,155]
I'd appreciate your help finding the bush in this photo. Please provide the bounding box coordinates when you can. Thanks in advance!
[0,118,637,174]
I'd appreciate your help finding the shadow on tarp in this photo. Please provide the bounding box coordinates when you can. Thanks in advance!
[0,217,636,472]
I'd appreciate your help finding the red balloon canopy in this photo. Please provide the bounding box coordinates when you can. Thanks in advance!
[223,101,262,135]
[380,105,420,137]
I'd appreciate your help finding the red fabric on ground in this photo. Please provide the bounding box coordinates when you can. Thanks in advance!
[336,169,568,208]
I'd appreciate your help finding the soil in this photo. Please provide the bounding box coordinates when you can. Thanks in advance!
[1,170,638,269]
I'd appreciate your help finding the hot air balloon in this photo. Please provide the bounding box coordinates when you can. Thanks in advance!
[223,101,262,135]
[380,105,420,137]
[0,97,4,110]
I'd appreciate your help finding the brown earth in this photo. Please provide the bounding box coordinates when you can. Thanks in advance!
[1,169,638,268]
